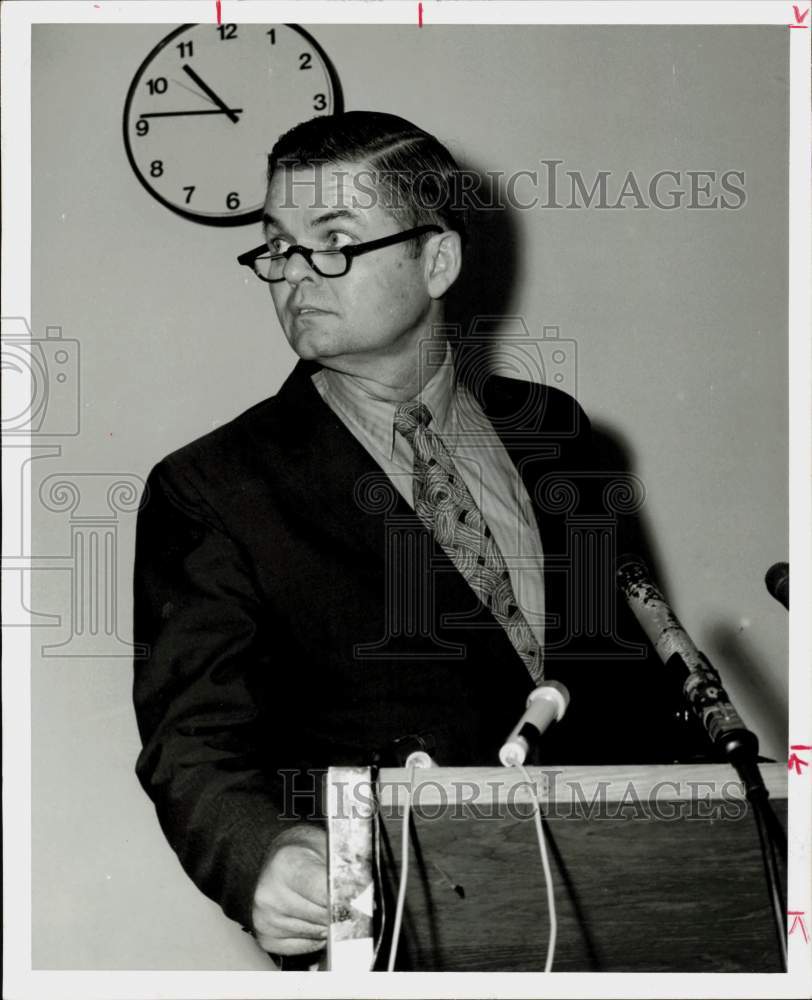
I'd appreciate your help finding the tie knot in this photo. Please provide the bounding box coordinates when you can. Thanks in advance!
[394,401,433,443]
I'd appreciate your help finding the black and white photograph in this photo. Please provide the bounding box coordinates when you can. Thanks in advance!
[2,1,810,996]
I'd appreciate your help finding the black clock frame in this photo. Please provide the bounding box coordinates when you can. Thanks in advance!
[122,22,344,227]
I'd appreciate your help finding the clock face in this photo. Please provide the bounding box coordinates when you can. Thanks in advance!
[122,23,343,226]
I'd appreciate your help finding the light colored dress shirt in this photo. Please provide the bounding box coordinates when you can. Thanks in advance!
[311,344,546,647]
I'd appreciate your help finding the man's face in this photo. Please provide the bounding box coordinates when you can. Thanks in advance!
[263,160,435,370]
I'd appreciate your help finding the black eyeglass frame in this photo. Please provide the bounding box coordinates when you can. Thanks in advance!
[237,224,443,282]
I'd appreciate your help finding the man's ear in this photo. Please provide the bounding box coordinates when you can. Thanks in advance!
[424,230,462,299]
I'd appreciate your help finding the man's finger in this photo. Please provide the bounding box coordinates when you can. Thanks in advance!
[254,888,328,927]
[255,921,328,956]
[253,899,328,937]
[283,893,329,925]
[256,868,329,920]
[295,865,329,909]
[257,933,327,956]
[257,913,327,941]
[276,851,328,909]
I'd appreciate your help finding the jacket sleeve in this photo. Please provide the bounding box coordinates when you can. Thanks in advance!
[132,457,290,931]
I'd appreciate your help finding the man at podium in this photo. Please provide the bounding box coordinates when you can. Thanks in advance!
[132,111,700,960]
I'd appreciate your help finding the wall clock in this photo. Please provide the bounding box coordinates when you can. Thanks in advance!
[122,23,343,226]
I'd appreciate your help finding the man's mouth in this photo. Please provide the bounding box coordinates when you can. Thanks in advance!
[292,304,331,316]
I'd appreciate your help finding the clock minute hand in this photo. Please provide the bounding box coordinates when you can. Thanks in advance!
[140,108,244,119]
[182,64,240,124]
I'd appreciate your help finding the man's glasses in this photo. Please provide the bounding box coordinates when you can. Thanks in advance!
[237,224,442,283]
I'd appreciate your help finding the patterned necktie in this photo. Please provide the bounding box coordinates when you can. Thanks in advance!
[394,400,543,683]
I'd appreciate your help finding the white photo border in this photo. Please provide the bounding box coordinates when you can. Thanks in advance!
[2,2,809,998]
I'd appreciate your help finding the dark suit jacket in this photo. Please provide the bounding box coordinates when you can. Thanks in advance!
[132,357,697,931]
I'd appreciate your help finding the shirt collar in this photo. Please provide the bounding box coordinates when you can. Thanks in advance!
[417,342,455,436]
[316,341,456,459]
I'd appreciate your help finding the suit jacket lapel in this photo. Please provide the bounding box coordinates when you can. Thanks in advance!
[254,359,422,561]
[256,358,556,686]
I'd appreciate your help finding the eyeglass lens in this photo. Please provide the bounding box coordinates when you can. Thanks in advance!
[258,249,348,281]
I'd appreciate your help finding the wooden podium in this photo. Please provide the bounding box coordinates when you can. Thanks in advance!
[325,763,787,972]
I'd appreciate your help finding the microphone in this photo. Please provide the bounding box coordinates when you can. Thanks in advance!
[618,559,786,971]
[615,558,759,769]
[765,562,789,610]
[499,681,570,767]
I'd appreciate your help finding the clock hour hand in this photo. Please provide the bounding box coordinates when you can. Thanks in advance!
[182,64,240,124]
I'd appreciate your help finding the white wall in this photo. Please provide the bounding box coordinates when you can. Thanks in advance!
[29,24,788,969]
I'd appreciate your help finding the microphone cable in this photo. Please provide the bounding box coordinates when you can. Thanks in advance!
[384,752,557,971]
[370,792,387,969]
[517,763,558,973]
[387,752,435,971]
[386,762,414,970]
[498,682,568,972]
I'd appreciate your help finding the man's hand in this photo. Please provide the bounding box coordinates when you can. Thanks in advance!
[252,824,329,955]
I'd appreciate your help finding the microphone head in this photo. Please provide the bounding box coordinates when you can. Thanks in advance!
[526,679,570,720]
[615,555,651,597]
[499,681,571,768]
[765,561,789,610]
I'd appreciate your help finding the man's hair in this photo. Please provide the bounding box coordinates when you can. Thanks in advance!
[267,110,468,256]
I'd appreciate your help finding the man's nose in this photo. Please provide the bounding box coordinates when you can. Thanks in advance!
[283,250,317,285]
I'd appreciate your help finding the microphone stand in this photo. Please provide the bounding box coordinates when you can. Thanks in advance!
[617,561,787,970]
[722,738,787,971]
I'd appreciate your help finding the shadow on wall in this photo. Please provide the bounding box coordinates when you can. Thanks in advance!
[444,159,518,336]
[707,622,787,758]
[594,422,786,758]
[442,164,785,756]
[445,161,668,613]
[590,421,668,587]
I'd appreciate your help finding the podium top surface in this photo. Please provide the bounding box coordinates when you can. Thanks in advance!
[373,761,787,807]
